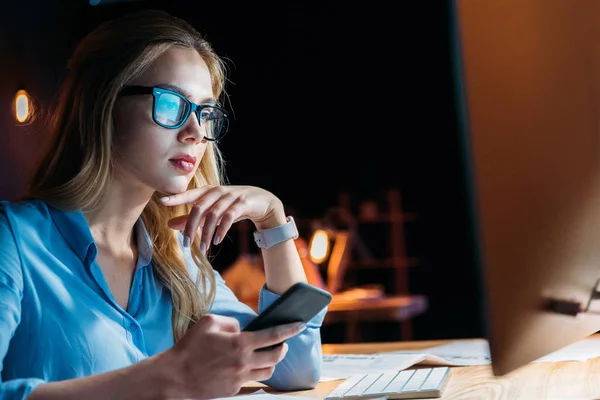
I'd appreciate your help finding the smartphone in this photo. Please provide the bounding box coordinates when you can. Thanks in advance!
[242,282,332,350]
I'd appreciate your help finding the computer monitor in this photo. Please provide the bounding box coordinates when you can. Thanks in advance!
[452,0,600,376]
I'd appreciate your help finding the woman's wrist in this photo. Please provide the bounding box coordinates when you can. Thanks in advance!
[110,354,177,400]
[253,203,287,230]
[145,350,187,400]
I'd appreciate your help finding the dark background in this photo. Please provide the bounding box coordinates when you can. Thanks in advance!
[0,0,482,341]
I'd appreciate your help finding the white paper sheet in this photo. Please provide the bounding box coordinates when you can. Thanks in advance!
[248,390,270,395]
[532,337,600,363]
[416,339,492,366]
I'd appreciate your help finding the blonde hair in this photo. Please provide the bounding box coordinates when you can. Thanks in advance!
[24,10,227,341]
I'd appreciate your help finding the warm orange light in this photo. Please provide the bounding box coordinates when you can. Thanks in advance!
[14,90,30,123]
[309,229,330,264]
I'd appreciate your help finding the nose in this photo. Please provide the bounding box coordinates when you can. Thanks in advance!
[177,112,205,144]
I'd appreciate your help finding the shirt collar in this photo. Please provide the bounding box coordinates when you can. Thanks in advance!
[47,204,97,266]
[135,218,153,265]
[48,204,154,266]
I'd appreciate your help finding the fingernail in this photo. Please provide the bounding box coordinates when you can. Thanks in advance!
[282,343,289,357]
[183,236,190,248]
[160,197,169,202]
[200,242,207,253]
[298,323,307,331]
[213,235,220,245]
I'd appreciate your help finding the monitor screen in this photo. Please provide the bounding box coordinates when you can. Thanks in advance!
[452,0,600,376]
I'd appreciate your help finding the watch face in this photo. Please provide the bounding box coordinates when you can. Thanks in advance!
[253,232,266,248]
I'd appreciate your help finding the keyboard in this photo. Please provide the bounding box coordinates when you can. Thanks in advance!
[324,367,451,399]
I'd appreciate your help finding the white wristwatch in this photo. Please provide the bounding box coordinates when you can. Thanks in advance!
[253,216,299,249]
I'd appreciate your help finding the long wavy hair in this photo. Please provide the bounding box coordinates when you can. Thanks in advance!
[24,10,227,342]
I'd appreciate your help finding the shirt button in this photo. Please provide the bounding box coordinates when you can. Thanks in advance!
[130,323,138,332]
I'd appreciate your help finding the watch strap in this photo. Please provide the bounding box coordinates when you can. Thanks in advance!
[253,216,299,249]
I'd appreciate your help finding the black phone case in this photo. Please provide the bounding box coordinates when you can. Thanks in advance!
[242,282,332,350]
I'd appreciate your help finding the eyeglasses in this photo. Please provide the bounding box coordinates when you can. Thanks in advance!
[119,85,229,141]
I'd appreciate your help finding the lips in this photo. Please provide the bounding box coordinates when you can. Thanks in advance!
[169,154,197,173]
[170,154,197,164]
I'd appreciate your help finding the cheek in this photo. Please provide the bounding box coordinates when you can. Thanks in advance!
[115,106,167,157]
[119,132,170,172]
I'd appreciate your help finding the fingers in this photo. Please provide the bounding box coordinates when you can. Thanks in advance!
[167,214,189,231]
[200,196,240,251]
[246,322,306,350]
[197,314,241,334]
[165,187,242,251]
[247,366,277,383]
[160,187,214,206]
[212,202,242,247]
[162,185,269,253]
[250,343,288,368]
[179,186,222,247]
[246,344,288,382]
[184,205,204,247]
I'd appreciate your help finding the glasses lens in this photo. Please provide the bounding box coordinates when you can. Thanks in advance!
[155,92,188,127]
[197,107,227,139]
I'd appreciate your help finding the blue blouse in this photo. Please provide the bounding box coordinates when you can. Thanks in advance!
[0,199,326,399]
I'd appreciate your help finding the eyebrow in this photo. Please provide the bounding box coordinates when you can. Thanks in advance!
[156,83,217,105]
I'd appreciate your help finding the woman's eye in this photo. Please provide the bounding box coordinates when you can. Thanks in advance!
[199,109,212,119]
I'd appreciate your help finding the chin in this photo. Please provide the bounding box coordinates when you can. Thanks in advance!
[158,176,194,195]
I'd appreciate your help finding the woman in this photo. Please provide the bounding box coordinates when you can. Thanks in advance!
[0,9,326,400]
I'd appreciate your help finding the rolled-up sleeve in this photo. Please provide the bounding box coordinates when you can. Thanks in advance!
[181,235,327,391]
[254,283,327,391]
[210,268,327,391]
[0,207,47,399]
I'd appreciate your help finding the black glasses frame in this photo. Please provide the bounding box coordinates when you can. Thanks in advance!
[119,85,228,141]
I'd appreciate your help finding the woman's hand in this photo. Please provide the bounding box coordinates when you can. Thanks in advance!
[159,314,305,399]
[162,185,306,295]
[160,185,286,251]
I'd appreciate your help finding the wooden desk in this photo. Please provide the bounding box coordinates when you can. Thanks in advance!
[244,334,600,400]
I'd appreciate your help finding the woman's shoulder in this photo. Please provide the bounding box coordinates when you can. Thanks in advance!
[0,198,53,227]
[0,199,64,263]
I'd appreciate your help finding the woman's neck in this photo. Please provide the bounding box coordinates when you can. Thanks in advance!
[84,180,153,256]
